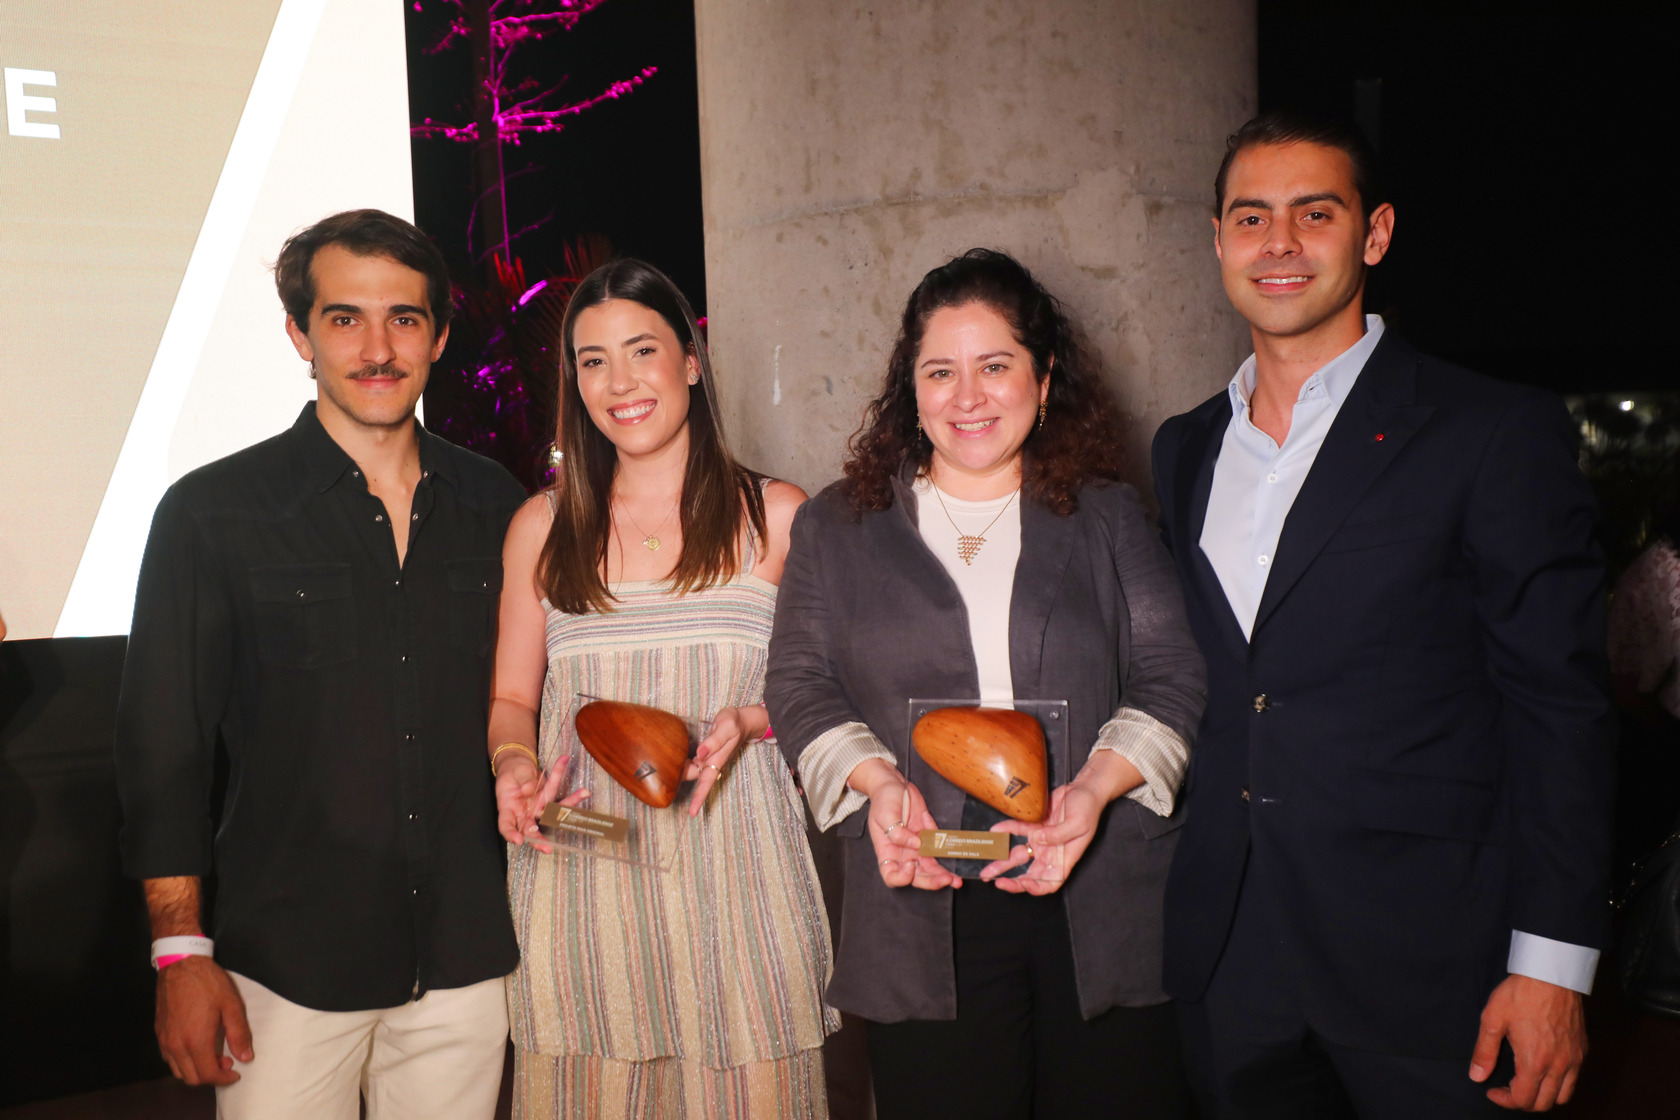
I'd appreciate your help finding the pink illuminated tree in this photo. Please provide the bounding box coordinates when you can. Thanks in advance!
[411,0,656,272]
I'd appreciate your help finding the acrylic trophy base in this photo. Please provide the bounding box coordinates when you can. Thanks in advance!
[907,698,1069,882]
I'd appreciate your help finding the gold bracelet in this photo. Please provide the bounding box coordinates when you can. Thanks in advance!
[490,742,540,776]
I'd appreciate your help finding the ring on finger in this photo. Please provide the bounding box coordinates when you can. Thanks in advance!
[1023,844,1035,859]
[703,762,722,775]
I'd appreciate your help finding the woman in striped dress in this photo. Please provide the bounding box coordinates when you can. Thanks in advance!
[487,259,838,1119]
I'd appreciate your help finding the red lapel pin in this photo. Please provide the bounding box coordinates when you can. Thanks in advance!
[1374,433,1385,441]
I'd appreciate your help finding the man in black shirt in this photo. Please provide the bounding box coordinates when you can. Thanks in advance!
[116,210,527,1118]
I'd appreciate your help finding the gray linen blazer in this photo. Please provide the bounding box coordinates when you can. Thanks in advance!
[766,473,1206,1022]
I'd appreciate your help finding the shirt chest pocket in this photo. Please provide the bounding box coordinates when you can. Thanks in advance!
[446,557,503,656]
[249,564,357,669]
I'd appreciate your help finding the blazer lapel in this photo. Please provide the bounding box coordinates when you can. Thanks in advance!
[1008,495,1078,780]
[1008,496,1078,687]
[1251,338,1436,635]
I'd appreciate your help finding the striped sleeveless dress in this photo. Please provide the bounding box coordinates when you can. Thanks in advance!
[507,567,839,1120]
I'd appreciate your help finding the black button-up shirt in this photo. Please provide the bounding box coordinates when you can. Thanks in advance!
[115,403,526,1011]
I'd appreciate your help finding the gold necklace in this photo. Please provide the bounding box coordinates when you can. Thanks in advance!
[615,496,678,551]
[930,485,1018,565]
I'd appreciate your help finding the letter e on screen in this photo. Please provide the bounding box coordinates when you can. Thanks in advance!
[5,68,61,139]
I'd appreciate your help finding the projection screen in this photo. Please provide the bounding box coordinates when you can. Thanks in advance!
[0,0,415,640]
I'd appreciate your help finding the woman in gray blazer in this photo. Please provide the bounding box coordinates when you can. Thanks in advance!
[767,250,1206,1119]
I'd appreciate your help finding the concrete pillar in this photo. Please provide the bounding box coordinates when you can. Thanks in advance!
[695,0,1256,497]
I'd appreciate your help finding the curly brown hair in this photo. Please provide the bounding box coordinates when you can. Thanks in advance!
[840,249,1126,516]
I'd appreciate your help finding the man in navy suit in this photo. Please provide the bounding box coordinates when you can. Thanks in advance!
[1155,112,1612,1117]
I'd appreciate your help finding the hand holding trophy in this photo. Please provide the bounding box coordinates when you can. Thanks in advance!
[908,700,1067,884]
[682,705,763,817]
[849,758,959,891]
[495,751,591,855]
[533,697,716,865]
[987,748,1145,893]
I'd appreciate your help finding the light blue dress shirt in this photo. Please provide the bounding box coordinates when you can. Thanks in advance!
[1198,315,1598,995]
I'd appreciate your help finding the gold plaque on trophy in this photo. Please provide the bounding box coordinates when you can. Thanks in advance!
[538,802,630,842]
[916,828,1011,861]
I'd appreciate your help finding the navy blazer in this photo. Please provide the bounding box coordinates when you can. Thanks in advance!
[1152,332,1614,1058]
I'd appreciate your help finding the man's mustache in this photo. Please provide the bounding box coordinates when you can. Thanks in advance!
[346,362,407,380]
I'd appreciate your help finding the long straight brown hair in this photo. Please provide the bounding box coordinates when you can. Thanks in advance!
[538,258,766,614]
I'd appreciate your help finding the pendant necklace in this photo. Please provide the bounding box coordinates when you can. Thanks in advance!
[616,496,678,552]
[931,484,1018,565]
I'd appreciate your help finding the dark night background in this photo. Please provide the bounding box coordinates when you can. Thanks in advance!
[1,0,1674,1110]
[405,0,1671,401]
[1259,1,1669,395]
[405,0,707,310]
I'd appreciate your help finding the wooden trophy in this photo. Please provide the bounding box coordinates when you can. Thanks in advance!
[912,706,1048,823]
[574,700,691,809]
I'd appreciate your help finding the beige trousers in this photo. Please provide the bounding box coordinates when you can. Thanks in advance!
[216,972,509,1120]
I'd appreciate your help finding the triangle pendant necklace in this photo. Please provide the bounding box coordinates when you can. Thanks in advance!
[931,485,1018,566]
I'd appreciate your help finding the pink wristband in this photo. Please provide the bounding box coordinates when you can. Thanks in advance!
[151,934,213,970]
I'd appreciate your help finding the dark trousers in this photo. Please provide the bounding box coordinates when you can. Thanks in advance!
[867,884,1191,1120]
[1177,859,1511,1120]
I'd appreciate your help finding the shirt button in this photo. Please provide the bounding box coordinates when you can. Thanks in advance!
[375,514,385,523]
[409,812,418,821]
[411,513,419,521]
[399,654,408,663]
[1267,473,1278,483]
[351,470,361,478]
[1257,555,1270,567]
[295,589,305,599]
[405,733,416,742]
[394,578,402,587]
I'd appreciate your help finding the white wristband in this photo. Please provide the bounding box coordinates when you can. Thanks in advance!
[151,935,214,969]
